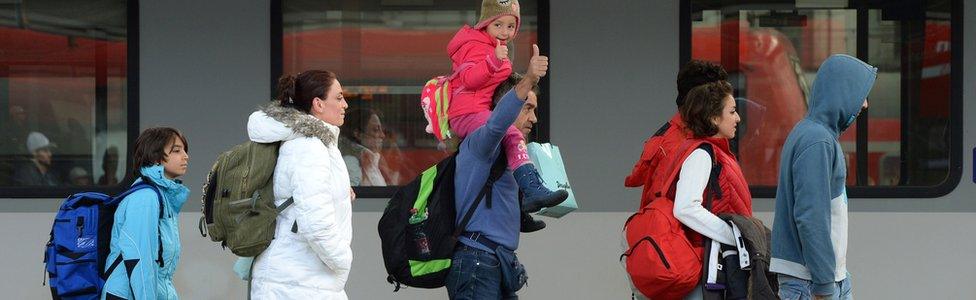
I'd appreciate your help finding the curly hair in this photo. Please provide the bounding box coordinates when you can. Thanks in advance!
[680,81,733,138]
[676,60,728,107]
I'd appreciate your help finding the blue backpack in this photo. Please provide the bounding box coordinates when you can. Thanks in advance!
[44,181,164,299]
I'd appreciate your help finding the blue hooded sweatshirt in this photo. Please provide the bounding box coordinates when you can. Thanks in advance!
[770,54,876,296]
[102,165,189,300]
[453,89,523,252]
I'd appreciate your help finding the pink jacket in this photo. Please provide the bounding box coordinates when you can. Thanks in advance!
[446,25,513,118]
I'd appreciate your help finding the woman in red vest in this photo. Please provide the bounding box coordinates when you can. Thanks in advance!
[672,80,753,299]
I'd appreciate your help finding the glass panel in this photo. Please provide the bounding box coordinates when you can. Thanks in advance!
[689,1,953,188]
[282,0,540,187]
[0,1,129,188]
[692,9,857,186]
[872,1,952,187]
[860,9,902,186]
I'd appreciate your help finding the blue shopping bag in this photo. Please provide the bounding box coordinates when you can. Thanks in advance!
[526,142,577,218]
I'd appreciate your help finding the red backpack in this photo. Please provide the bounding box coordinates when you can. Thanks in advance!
[420,62,474,141]
[625,115,690,208]
[620,140,721,300]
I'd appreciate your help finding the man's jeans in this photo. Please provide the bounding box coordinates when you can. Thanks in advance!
[445,245,517,300]
[778,274,853,300]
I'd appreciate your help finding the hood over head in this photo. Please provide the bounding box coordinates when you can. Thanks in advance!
[807,54,877,135]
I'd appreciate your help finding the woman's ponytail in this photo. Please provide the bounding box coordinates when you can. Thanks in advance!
[274,70,336,113]
[276,74,298,107]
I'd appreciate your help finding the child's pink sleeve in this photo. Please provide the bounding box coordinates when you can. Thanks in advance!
[455,42,512,89]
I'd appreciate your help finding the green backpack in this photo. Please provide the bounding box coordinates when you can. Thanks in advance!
[199,141,292,257]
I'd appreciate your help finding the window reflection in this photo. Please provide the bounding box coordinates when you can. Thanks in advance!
[690,1,953,187]
[281,0,540,187]
[0,1,130,188]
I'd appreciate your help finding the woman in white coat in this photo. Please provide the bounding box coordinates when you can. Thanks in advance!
[247,70,354,299]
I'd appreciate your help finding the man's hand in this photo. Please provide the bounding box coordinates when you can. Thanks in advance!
[516,44,547,99]
[495,39,509,61]
[350,187,356,202]
[525,44,548,82]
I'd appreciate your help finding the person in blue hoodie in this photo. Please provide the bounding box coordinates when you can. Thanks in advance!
[770,54,876,300]
[445,44,548,300]
[102,127,190,300]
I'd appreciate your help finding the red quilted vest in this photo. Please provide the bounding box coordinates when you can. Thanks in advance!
[662,138,753,251]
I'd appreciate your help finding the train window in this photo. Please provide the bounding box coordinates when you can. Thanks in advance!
[682,0,961,197]
[0,0,136,197]
[272,0,548,197]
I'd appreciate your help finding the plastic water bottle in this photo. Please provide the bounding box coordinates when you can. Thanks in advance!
[414,230,431,257]
[409,208,431,257]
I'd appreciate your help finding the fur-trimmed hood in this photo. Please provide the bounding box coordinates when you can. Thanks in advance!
[247,101,338,145]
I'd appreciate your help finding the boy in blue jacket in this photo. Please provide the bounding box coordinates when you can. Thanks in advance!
[102,127,190,300]
[770,54,876,300]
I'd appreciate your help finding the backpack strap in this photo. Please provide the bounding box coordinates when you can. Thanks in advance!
[275,197,299,234]
[658,139,706,199]
[115,180,164,218]
[442,62,476,84]
[654,121,672,137]
[453,152,508,237]
[277,197,294,212]
[442,62,477,95]
[624,121,672,189]
[483,151,508,209]
[240,189,298,234]
[656,140,724,207]
[115,178,167,268]
[697,143,722,210]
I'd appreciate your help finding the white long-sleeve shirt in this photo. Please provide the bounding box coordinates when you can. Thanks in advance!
[673,149,736,246]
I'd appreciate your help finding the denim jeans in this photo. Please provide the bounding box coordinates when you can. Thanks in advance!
[445,245,518,300]
[778,274,853,300]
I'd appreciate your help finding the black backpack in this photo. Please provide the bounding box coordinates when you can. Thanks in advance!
[377,150,506,291]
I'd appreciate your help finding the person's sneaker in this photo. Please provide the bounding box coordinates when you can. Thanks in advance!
[520,212,546,233]
[514,164,568,213]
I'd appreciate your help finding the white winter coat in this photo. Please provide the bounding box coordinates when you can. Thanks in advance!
[246,103,353,299]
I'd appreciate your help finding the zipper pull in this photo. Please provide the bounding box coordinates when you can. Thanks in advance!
[76,217,85,235]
